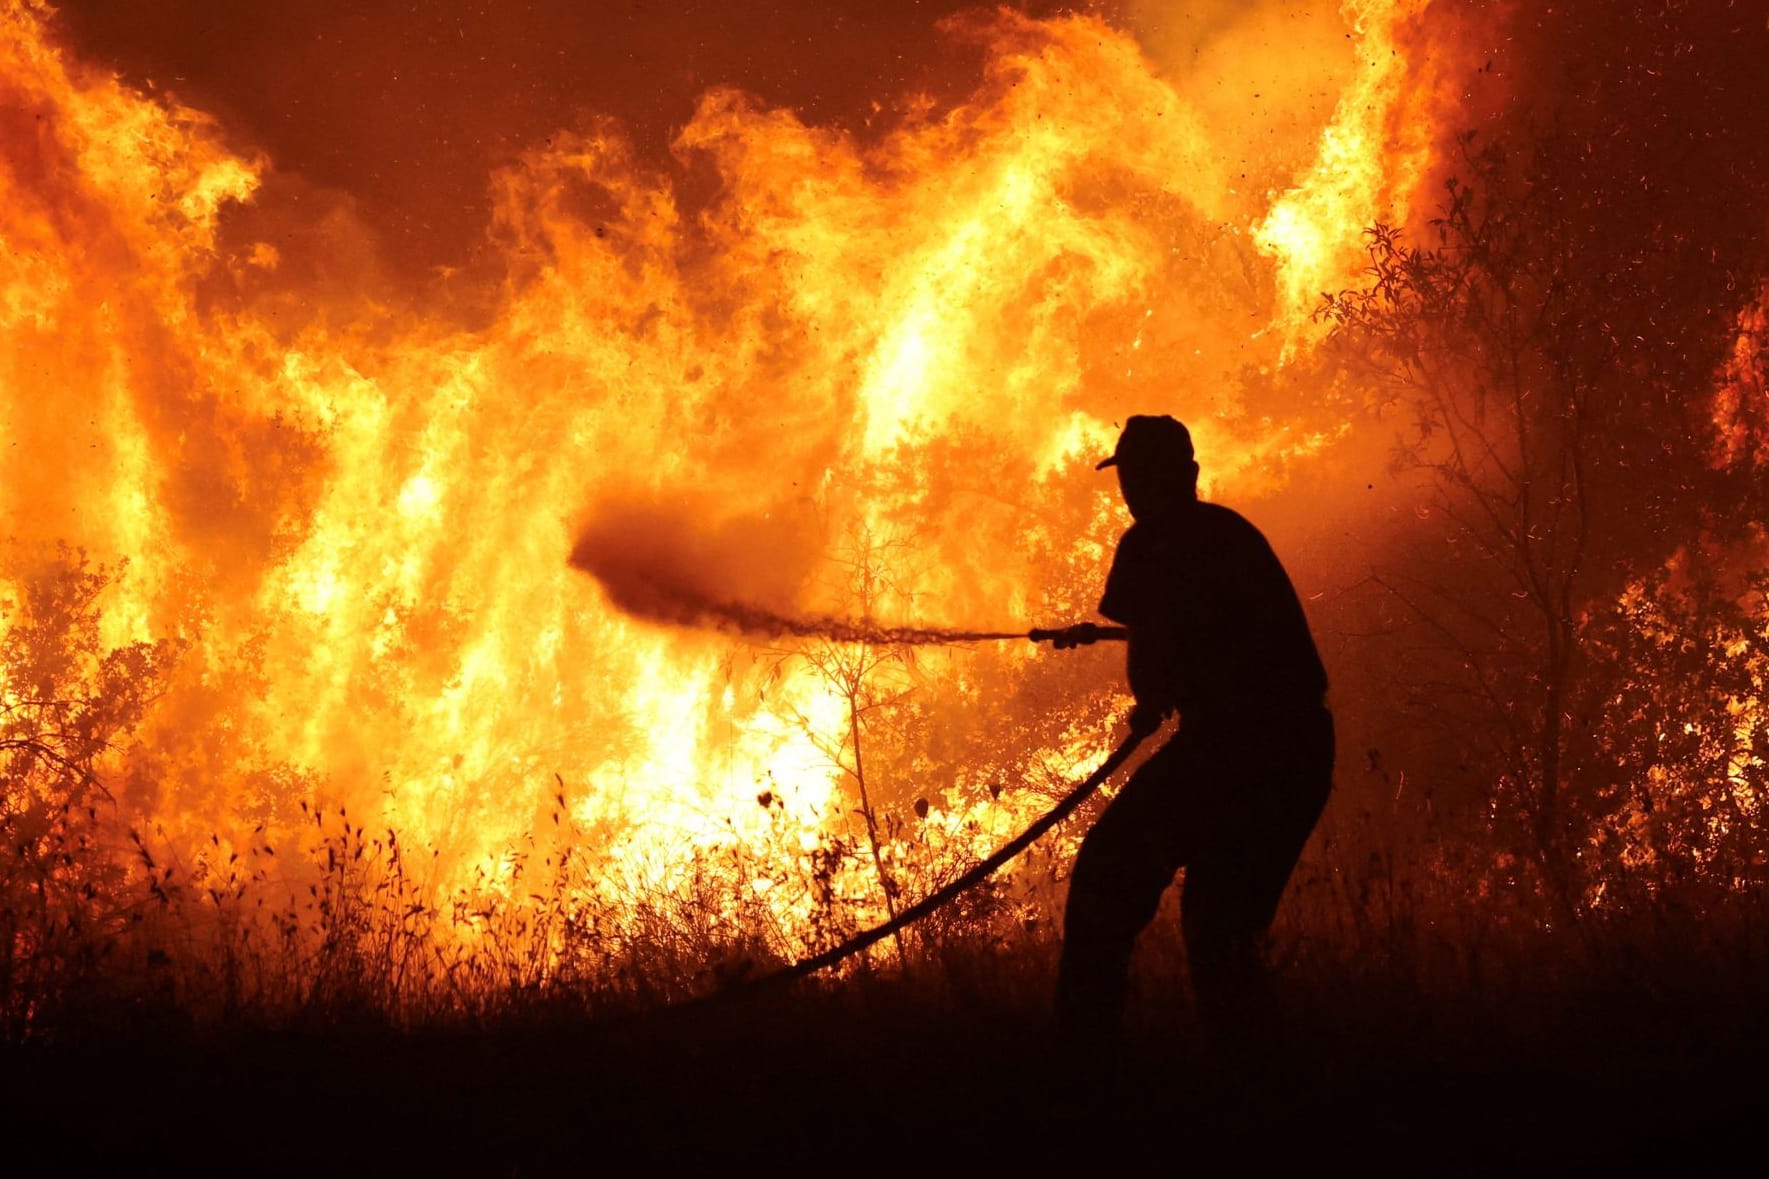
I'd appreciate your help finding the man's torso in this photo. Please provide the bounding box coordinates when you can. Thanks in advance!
[1099,502,1327,717]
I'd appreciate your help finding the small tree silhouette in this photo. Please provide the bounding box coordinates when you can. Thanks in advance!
[774,522,926,971]
[1318,144,1599,907]
[0,545,178,1032]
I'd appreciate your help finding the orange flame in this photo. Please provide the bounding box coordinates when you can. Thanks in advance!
[0,0,1469,960]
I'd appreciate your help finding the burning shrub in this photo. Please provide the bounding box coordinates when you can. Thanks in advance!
[0,545,180,1034]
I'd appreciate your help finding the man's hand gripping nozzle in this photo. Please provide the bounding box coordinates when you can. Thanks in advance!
[1028,623,1130,649]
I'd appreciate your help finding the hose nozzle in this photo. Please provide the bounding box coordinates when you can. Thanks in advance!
[1029,623,1129,648]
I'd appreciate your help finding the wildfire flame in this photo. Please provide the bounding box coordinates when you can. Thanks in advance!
[0,0,1474,968]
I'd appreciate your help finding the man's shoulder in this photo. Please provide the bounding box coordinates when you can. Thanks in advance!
[1194,499,1253,528]
[1193,501,1269,541]
[1117,503,1273,552]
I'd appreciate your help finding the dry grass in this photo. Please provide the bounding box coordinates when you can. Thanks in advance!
[5,784,1769,1173]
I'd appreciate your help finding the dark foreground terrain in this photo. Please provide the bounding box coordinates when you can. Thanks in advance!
[4,958,1767,1176]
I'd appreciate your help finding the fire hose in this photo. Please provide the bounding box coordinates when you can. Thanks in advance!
[734,622,1139,992]
[752,731,1143,990]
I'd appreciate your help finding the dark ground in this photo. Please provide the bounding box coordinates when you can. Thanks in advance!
[4,972,1767,1176]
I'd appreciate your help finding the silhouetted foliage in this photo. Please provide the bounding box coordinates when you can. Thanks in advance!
[0,545,180,1033]
[1321,128,1769,905]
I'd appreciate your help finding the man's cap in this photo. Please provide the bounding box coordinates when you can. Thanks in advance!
[1095,414,1195,470]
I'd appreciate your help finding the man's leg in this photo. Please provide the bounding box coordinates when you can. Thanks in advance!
[1178,858,1275,1046]
[1180,708,1334,1044]
[1054,740,1195,1049]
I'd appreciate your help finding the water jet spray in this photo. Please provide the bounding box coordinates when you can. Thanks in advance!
[568,511,1127,646]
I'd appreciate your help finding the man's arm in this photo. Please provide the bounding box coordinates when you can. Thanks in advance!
[1098,525,1177,735]
[1123,618,1178,736]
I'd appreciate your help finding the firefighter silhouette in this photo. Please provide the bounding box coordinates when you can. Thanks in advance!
[1052,415,1334,1044]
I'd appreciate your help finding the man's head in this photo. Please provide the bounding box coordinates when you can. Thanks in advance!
[1097,414,1199,521]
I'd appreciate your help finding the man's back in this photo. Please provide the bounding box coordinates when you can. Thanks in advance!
[1098,502,1327,716]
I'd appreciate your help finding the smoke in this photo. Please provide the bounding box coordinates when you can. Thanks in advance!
[569,498,1024,645]
[1123,0,1359,211]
